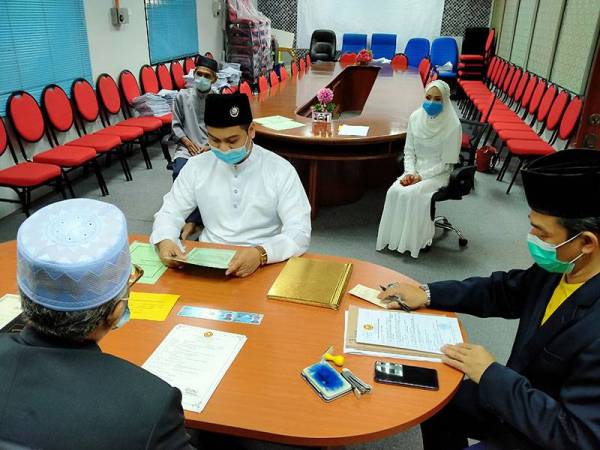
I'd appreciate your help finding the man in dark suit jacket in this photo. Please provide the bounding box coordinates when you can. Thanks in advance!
[379,150,600,450]
[0,199,194,450]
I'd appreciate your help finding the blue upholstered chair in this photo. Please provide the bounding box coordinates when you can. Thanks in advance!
[404,38,430,68]
[341,33,368,54]
[430,37,459,80]
[371,33,397,59]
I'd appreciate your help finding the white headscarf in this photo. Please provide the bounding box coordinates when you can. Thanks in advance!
[409,79,461,164]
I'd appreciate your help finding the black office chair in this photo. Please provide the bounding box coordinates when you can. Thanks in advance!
[309,29,337,62]
[430,164,476,247]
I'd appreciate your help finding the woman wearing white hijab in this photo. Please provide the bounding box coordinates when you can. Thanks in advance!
[377,79,461,258]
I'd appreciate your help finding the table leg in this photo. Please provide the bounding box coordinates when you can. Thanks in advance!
[309,159,318,220]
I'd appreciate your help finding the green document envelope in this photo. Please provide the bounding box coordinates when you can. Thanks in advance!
[177,248,236,270]
[129,242,168,285]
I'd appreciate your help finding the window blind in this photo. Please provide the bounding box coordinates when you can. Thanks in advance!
[0,0,93,116]
[145,0,199,64]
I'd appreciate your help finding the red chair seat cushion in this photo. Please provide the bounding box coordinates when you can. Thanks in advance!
[493,122,532,132]
[460,54,484,62]
[32,145,96,166]
[507,139,555,157]
[97,125,144,141]
[156,113,172,125]
[0,162,61,187]
[67,134,121,152]
[117,117,163,132]
[497,129,539,141]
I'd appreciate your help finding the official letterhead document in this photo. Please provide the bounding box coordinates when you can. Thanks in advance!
[142,324,246,413]
[355,308,463,355]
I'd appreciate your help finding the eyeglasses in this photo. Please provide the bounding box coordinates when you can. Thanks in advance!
[128,264,144,288]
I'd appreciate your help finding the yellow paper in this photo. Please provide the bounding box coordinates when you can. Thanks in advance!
[129,292,180,321]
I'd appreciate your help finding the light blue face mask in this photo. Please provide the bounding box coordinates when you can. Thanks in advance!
[112,301,130,330]
[422,100,443,117]
[527,233,584,274]
[211,136,249,165]
[194,76,212,93]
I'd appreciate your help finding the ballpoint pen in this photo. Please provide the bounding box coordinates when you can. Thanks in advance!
[379,284,412,312]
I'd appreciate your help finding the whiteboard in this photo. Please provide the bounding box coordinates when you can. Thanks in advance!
[296,0,445,52]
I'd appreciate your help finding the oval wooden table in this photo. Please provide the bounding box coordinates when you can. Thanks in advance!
[0,236,463,448]
[250,62,425,218]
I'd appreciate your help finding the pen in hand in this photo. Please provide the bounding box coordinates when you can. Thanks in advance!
[379,284,411,312]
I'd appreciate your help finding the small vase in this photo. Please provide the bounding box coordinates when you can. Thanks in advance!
[312,110,332,122]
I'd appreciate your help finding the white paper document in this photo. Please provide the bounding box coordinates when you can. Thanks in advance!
[348,284,389,308]
[355,308,462,354]
[142,324,246,413]
[0,294,22,329]
[338,125,370,136]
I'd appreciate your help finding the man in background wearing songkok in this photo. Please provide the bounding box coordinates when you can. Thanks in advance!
[151,93,311,278]
[0,199,194,450]
[171,55,219,240]
[379,149,600,450]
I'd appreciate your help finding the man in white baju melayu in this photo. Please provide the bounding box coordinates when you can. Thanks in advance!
[151,93,311,277]
[377,80,461,258]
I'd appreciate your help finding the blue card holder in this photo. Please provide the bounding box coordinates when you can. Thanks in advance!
[301,361,352,402]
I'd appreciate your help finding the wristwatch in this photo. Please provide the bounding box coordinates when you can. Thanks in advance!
[255,245,268,266]
[419,284,431,307]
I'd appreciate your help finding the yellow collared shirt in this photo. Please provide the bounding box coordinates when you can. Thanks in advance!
[541,275,584,326]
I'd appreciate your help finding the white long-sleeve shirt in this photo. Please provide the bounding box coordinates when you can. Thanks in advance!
[150,144,312,264]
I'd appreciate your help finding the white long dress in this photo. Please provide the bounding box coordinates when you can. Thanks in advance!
[376,104,462,258]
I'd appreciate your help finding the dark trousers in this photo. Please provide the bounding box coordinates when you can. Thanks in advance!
[421,380,493,450]
[172,157,202,226]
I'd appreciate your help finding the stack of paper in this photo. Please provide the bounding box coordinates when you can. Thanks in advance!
[129,241,167,285]
[143,324,246,413]
[254,115,306,131]
[131,92,173,117]
[344,305,463,362]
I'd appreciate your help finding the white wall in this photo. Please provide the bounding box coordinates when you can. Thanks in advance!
[84,0,151,80]
[197,0,225,59]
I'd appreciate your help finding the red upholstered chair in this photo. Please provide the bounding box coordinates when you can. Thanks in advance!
[140,65,160,94]
[239,81,253,98]
[418,58,431,86]
[269,70,279,87]
[280,66,288,82]
[391,53,408,69]
[291,62,298,77]
[7,89,113,195]
[96,73,167,167]
[171,60,186,90]
[299,58,306,72]
[119,69,172,127]
[499,95,583,193]
[258,75,269,93]
[0,116,65,216]
[156,63,174,90]
[306,54,312,67]
[339,53,357,65]
[221,86,234,94]
[184,57,195,74]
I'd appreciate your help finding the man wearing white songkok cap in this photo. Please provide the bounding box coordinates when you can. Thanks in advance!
[0,199,194,450]
[376,79,462,258]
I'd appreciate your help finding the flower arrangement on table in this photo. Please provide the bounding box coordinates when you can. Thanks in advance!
[356,49,373,65]
[313,87,335,114]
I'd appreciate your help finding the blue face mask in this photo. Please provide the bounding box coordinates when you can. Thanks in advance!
[527,233,583,273]
[211,136,249,165]
[194,76,212,93]
[422,100,443,117]
[112,301,130,330]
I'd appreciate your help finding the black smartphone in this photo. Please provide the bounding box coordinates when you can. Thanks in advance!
[374,361,439,390]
